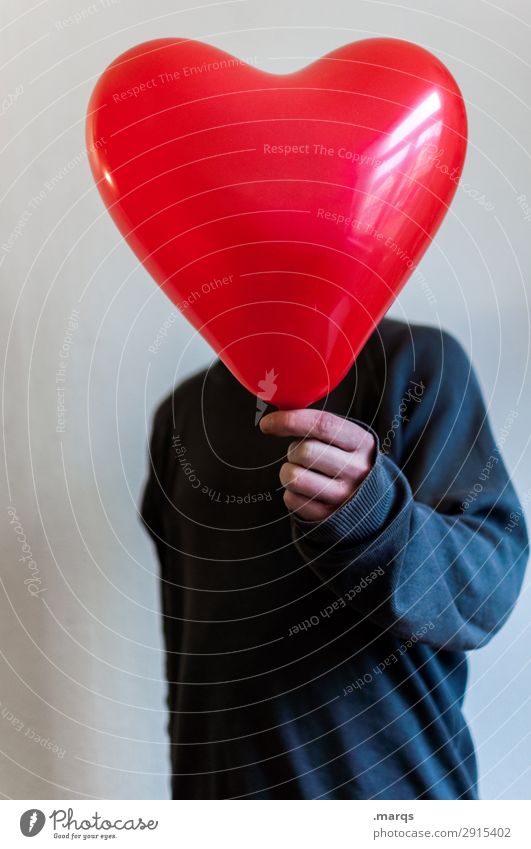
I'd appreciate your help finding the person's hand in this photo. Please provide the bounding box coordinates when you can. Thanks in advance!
[260,409,376,521]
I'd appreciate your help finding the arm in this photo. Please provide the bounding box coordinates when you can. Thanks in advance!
[140,398,173,565]
[140,397,184,717]
[261,333,529,651]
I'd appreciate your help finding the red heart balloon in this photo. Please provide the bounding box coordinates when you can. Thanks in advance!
[86,37,467,409]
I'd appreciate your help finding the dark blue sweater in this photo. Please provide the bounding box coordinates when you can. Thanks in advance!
[140,319,528,799]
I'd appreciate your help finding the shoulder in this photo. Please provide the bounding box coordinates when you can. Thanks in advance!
[363,319,484,445]
[376,318,472,375]
[150,366,209,433]
[145,367,211,479]
[369,318,477,405]
[372,319,488,456]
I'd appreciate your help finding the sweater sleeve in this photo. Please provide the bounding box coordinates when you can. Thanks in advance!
[291,330,529,651]
[140,396,173,564]
[139,394,184,719]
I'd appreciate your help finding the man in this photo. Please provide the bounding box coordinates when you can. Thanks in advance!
[140,318,528,799]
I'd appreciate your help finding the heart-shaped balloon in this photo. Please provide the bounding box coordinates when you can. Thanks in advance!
[86,37,467,408]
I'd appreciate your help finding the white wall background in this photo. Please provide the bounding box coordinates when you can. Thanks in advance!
[1,0,530,800]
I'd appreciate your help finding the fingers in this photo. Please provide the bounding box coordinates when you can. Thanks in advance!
[279,461,353,505]
[286,438,362,480]
[261,409,375,521]
[283,489,336,521]
[260,408,371,452]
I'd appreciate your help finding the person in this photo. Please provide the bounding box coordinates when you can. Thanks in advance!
[140,317,528,799]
